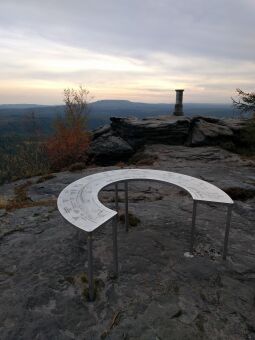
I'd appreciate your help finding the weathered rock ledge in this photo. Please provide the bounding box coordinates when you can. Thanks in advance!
[0,144,254,339]
[89,115,248,164]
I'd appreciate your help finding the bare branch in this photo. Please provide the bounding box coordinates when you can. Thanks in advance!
[232,88,255,116]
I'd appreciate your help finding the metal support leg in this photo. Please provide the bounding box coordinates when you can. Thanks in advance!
[87,233,94,301]
[112,216,118,277]
[115,183,119,212]
[223,205,233,260]
[190,201,197,253]
[125,181,129,232]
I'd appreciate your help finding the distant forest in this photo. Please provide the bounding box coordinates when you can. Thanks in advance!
[0,99,250,184]
[0,100,236,137]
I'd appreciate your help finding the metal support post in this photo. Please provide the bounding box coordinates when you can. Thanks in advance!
[112,216,118,277]
[125,181,129,232]
[115,183,119,212]
[87,233,94,301]
[190,200,197,253]
[223,205,233,260]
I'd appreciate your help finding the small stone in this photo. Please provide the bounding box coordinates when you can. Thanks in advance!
[184,252,194,258]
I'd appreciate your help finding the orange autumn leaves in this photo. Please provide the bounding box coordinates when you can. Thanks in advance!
[45,121,90,170]
[45,86,91,170]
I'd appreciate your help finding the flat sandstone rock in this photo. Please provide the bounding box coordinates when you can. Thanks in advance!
[0,145,254,339]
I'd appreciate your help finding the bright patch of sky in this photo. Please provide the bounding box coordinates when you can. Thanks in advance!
[0,0,254,104]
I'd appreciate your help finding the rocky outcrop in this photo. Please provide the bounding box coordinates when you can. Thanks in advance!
[110,115,191,148]
[91,124,111,140]
[188,118,234,146]
[88,130,134,165]
[89,115,248,164]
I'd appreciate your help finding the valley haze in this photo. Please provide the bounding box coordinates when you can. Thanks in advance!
[0,100,236,136]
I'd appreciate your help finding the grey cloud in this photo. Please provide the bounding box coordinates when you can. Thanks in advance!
[0,0,254,61]
[0,0,254,104]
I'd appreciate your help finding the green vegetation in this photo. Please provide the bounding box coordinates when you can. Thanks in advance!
[82,278,104,301]
[119,211,141,227]
[0,86,92,184]
[231,89,255,155]
[0,134,50,184]
[64,272,103,301]
[232,88,255,116]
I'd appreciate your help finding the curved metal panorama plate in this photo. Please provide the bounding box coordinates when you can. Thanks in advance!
[57,169,233,232]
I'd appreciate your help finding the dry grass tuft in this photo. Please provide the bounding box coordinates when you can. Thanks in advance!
[68,162,86,172]
[129,151,158,166]
[0,181,56,211]
[0,197,8,210]
[119,211,141,227]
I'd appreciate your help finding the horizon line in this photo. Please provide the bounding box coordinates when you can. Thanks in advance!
[0,100,232,107]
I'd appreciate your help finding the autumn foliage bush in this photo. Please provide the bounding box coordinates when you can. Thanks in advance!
[45,122,90,170]
[45,86,91,170]
[232,88,255,155]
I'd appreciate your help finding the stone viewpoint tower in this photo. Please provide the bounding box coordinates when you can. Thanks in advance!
[173,89,184,116]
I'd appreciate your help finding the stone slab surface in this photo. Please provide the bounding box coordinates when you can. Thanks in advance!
[0,146,254,339]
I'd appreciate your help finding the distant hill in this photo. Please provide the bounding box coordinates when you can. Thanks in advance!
[0,100,236,137]
[0,104,49,110]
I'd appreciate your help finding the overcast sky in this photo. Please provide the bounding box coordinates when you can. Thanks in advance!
[0,0,254,104]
